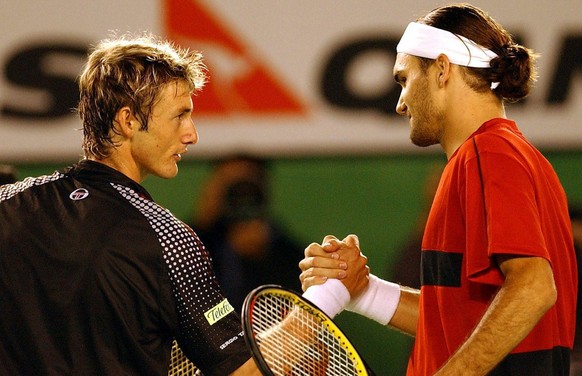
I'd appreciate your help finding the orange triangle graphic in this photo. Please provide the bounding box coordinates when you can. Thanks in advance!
[163,0,306,115]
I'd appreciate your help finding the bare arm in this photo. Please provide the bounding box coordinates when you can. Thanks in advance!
[388,286,420,336]
[230,358,261,375]
[434,256,557,376]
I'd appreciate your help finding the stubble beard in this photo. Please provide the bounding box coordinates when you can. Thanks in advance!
[410,119,442,147]
[409,80,443,148]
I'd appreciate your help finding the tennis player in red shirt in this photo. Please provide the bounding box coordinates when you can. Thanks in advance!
[300,4,576,375]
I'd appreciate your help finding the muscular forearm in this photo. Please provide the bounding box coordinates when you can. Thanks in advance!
[387,286,420,336]
[435,257,556,376]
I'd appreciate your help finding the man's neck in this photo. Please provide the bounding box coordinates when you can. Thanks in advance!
[441,91,506,159]
[87,153,143,183]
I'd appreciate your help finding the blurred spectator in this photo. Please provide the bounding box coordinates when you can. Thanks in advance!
[190,155,304,312]
[390,163,444,289]
[0,164,18,186]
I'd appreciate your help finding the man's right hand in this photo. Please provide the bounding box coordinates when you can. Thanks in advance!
[299,234,370,299]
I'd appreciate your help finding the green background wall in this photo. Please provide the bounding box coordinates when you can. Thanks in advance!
[13,150,582,374]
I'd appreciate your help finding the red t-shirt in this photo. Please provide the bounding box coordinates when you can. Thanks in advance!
[407,119,577,375]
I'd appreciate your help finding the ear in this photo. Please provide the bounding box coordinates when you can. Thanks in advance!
[113,106,136,138]
[434,54,451,88]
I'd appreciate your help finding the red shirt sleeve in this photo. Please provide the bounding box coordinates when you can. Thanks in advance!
[464,133,549,285]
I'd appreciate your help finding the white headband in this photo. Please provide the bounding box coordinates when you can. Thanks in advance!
[396,22,498,69]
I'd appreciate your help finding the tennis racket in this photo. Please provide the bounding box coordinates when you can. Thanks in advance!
[168,340,201,376]
[242,284,376,376]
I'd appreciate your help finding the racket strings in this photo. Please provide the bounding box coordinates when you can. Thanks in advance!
[168,340,202,376]
[251,293,362,375]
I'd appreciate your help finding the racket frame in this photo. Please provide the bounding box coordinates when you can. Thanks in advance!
[241,284,372,376]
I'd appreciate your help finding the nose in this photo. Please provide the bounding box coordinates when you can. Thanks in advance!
[396,94,407,116]
[184,117,198,145]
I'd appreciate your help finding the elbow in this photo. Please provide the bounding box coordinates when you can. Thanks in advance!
[547,280,558,309]
[522,258,557,314]
[500,256,558,316]
[538,273,558,313]
[544,284,557,311]
[528,258,558,312]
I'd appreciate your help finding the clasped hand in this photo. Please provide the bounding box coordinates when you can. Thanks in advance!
[298,234,370,299]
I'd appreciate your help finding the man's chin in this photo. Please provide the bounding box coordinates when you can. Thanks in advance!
[155,166,179,180]
[410,136,438,148]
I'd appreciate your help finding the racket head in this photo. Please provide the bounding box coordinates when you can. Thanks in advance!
[242,284,371,376]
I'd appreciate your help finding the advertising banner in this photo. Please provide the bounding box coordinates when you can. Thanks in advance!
[0,0,580,161]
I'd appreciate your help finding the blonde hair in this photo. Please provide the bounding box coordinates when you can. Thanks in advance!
[77,32,207,159]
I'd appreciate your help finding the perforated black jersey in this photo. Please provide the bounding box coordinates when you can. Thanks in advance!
[0,160,251,375]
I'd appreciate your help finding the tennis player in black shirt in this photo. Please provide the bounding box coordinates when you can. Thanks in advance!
[0,33,261,376]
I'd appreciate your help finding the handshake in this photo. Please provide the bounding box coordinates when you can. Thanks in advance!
[298,234,402,325]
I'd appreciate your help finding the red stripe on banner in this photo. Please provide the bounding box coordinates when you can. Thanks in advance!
[164,0,306,115]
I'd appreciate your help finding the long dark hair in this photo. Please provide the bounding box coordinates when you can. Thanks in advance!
[418,3,537,102]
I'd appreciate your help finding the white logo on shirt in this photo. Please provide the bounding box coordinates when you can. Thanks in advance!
[69,188,89,201]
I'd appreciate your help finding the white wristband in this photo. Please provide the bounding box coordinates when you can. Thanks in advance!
[302,279,350,319]
[346,274,401,325]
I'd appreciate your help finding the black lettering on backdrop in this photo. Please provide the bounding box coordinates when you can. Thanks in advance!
[2,33,580,121]
[320,32,582,114]
[321,37,400,116]
[2,43,87,119]
[547,34,582,104]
